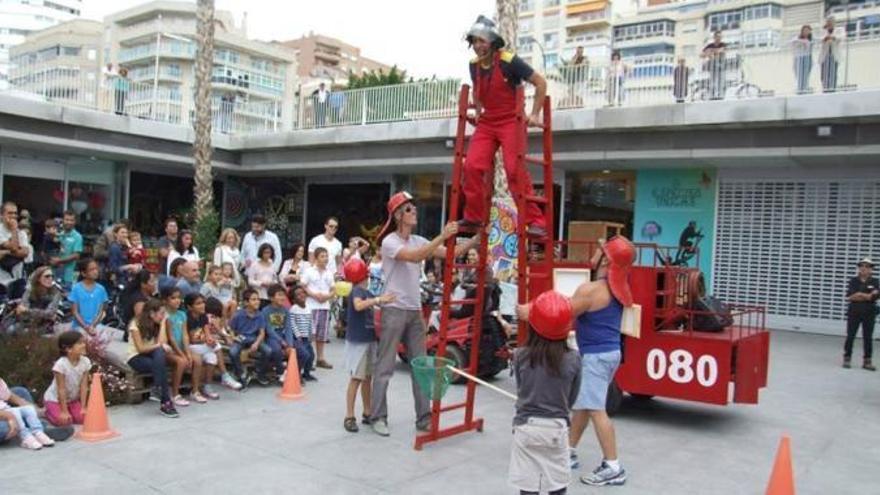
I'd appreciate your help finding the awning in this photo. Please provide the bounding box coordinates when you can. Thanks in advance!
[566,0,608,16]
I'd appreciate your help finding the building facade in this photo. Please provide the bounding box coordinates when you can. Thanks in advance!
[516,0,639,69]
[104,1,298,131]
[0,0,81,88]
[612,0,880,93]
[279,32,393,88]
[7,19,103,107]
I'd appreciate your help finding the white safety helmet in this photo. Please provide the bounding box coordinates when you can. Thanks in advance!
[465,15,505,49]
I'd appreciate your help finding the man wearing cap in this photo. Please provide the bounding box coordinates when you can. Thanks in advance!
[461,15,548,237]
[566,236,634,486]
[370,191,480,437]
[844,257,879,371]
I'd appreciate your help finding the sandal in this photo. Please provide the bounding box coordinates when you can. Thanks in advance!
[361,414,371,425]
[343,417,359,433]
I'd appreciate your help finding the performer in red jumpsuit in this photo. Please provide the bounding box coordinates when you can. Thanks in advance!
[462,15,548,237]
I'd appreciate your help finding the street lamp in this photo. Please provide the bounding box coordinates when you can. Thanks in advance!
[152,14,193,119]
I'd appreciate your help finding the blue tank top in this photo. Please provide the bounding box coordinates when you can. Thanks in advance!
[575,295,622,355]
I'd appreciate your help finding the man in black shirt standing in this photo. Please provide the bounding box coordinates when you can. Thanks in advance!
[844,257,878,370]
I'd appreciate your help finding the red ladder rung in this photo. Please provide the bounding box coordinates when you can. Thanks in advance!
[439,401,468,413]
[525,195,548,205]
[524,156,544,165]
[447,298,477,306]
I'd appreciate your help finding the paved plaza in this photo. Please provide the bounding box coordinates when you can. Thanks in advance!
[0,330,876,495]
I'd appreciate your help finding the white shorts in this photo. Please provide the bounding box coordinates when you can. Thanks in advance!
[344,341,376,380]
[189,343,221,366]
[509,417,571,492]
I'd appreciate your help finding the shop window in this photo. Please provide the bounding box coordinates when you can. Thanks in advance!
[564,171,635,240]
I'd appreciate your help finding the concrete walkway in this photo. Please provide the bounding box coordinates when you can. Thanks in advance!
[0,330,876,494]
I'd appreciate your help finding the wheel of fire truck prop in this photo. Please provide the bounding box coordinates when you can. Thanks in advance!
[411,356,455,401]
[444,345,468,385]
[686,271,706,308]
[606,381,623,416]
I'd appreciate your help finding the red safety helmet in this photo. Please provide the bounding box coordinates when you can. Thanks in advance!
[377,191,413,242]
[527,291,573,341]
[602,235,636,307]
[343,258,368,284]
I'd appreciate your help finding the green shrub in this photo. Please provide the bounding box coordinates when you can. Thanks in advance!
[0,332,132,406]
[0,332,58,401]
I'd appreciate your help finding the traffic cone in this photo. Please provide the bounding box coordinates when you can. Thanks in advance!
[765,436,795,495]
[277,350,305,401]
[75,373,120,443]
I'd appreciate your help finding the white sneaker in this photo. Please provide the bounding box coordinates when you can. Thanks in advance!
[34,431,55,447]
[221,372,243,390]
[21,435,43,450]
[173,394,191,407]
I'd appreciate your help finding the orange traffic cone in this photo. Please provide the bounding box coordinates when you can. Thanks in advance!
[277,350,305,401]
[75,373,120,442]
[766,436,795,495]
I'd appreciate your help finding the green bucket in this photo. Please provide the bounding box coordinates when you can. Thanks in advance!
[411,356,455,401]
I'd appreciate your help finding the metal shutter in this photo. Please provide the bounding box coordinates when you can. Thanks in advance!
[714,178,880,334]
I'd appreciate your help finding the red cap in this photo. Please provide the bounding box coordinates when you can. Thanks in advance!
[602,236,636,307]
[343,258,368,284]
[527,291,573,341]
[377,191,413,242]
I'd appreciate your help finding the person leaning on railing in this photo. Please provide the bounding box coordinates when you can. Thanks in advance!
[819,17,842,93]
[791,25,814,94]
[701,30,727,100]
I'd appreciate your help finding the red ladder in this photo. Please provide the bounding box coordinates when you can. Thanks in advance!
[414,84,555,450]
[516,91,556,345]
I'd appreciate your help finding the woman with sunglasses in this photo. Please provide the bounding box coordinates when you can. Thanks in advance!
[9,266,62,334]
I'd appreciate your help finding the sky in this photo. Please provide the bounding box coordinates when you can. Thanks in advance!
[81,0,497,80]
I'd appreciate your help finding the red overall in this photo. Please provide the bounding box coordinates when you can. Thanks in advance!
[463,55,545,228]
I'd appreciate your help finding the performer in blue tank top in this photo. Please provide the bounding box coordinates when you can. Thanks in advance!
[568,236,635,487]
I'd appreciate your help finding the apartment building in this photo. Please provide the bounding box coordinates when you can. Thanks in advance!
[612,0,880,87]
[104,1,298,129]
[279,32,393,88]
[7,19,102,106]
[516,0,639,70]
[0,0,81,87]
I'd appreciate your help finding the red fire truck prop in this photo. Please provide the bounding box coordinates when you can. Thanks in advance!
[414,84,770,451]
[538,244,770,413]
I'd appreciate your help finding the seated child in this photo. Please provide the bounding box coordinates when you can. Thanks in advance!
[0,377,55,450]
[203,297,243,390]
[288,285,316,382]
[342,259,394,432]
[228,288,274,386]
[161,287,202,406]
[200,265,237,319]
[187,294,242,394]
[261,284,308,383]
[43,331,91,427]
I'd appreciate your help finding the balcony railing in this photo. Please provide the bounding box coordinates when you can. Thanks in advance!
[1,43,878,137]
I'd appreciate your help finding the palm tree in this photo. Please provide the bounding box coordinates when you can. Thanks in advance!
[491,0,519,199]
[192,0,215,226]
